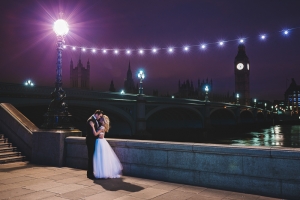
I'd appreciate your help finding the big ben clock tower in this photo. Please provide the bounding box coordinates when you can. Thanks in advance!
[234,44,250,105]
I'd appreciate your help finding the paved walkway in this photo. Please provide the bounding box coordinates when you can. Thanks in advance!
[0,162,281,200]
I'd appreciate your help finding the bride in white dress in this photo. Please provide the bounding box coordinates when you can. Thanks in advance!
[93,115,123,179]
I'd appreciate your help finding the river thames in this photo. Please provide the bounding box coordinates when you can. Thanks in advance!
[197,124,300,148]
[149,124,300,148]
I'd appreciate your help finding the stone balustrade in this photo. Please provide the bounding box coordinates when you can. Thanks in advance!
[65,136,300,199]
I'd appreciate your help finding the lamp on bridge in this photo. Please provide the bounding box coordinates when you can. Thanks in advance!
[24,80,34,86]
[236,93,240,105]
[41,16,73,129]
[254,99,257,108]
[138,71,145,95]
[265,103,267,110]
[205,85,209,102]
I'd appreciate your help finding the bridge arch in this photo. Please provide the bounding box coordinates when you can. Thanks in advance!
[146,106,204,129]
[257,112,265,122]
[15,100,135,136]
[240,110,254,124]
[210,108,236,126]
[67,101,135,136]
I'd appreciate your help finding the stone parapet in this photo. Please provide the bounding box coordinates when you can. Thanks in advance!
[65,137,300,199]
[0,103,82,166]
[0,103,37,159]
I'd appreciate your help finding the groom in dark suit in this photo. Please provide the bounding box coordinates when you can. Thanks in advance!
[86,110,103,179]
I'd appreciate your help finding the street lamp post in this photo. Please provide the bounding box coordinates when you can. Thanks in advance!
[205,85,209,102]
[138,71,145,95]
[254,99,257,108]
[236,93,239,105]
[42,18,73,129]
[265,103,267,110]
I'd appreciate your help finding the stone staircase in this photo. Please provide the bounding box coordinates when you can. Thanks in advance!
[0,134,26,164]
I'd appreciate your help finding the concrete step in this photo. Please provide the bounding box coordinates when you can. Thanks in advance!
[0,156,26,164]
[0,147,17,153]
[0,152,20,158]
[0,134,26,164]
[0,143,11,147]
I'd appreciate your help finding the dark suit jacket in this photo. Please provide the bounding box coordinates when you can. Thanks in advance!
[86,115,99,142]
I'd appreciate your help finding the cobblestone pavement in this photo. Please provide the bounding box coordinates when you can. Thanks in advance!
[0,162,282,200]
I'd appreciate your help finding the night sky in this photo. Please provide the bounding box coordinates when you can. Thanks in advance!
[1,0,300,101]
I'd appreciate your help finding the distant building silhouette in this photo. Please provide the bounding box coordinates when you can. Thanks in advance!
[124,61,138,94]
[170,78,234,103]
[153,89,159,96]
[109,80,116,92]
[234,44,250,105]
[70,59,90,89]
[175,78,212,99]
[285,78,300,113]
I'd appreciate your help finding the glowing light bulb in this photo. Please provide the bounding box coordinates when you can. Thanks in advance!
[152,48,157,53]
[126,50,131,54]
[103,49,107,53]
[184,46,189,51]
[168,48,173,53]
[139,49,144,54]
[261,35,266,39]
[201,44,206,49]
[72,47,76,50]
[284,30,289,35]
[219,41,224,46]
[53,19,69,36]
[114,50,119,54]
[63,45,66,48]
[205,85,209,92]
[82,48,86,51]
[92,49,96,53]
[240,39,244,43]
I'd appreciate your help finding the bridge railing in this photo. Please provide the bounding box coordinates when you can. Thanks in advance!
[0,82,260,110]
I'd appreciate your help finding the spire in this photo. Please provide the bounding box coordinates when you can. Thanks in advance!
[127,61,132,80]
[70,59,73,69]
[290,78,297,87]
[87,59,90,69]
[235,44,249,63]
[109,80,116,92]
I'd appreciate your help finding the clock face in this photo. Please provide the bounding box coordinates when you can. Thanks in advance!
[237,63,244,70]
[247,63,250,70]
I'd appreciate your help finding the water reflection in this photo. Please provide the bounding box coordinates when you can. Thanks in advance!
[218,125,300,148]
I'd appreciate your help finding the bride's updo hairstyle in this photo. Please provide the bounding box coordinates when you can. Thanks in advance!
[102,115,110,132]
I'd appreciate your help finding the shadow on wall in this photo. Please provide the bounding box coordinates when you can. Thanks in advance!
[16,105,132,137]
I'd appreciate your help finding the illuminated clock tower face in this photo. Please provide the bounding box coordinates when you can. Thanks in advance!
[237,63,244,70]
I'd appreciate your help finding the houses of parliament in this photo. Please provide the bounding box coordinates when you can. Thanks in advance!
[69,44,251,105]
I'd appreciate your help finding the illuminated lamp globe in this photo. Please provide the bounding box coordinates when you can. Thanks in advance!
[53,19,69,36]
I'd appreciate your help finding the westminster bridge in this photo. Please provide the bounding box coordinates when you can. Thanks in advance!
[0,82,271,136]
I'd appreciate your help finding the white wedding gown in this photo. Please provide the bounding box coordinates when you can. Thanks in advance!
[93,137,123,179]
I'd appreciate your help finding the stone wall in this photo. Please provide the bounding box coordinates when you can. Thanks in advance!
[0,103,37,159]
[65,137,300,199]
[0,103,82,166]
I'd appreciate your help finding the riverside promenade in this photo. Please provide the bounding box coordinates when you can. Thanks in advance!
[0,162,281,200]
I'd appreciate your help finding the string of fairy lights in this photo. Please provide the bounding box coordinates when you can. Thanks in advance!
[62,26,300,56]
